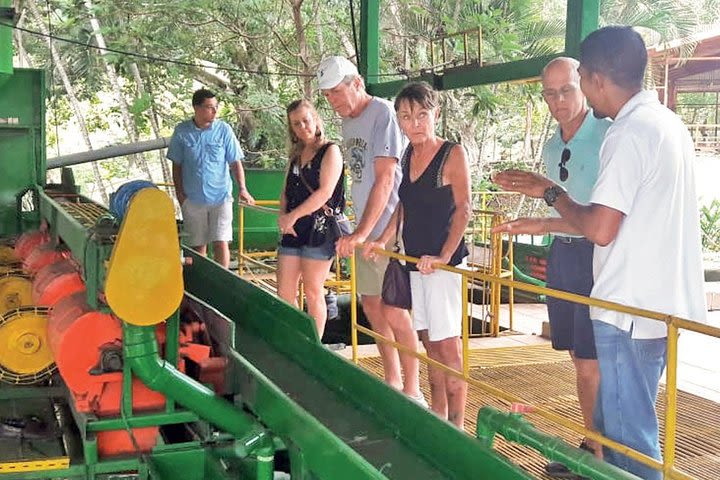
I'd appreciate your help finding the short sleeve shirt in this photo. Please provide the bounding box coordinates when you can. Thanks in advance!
[589,91,707,338]
[341,97,406,239]
[543,110,611,212]
[167,119,243,205]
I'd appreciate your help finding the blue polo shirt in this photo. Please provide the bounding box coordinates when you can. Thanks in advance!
[543,110,611,209]
[167,119,244,205]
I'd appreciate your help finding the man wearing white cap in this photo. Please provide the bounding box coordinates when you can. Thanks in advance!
[317,56,423,405]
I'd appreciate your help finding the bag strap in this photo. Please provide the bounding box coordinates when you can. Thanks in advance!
[297,143,334,216]
[393,204,403,253]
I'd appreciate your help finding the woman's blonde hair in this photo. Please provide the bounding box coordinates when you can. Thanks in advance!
[286,99,324,164]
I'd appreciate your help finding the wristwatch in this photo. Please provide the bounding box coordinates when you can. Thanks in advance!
[543,185,567,206]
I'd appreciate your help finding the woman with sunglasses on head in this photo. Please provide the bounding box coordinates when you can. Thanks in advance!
[364,81,471,428]
[276,99,345,338]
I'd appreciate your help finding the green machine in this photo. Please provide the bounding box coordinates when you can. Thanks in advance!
[0,1,641,478]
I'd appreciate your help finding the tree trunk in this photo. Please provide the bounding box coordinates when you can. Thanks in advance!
[25,0,109,204]
[84,0,153,182]
[129,62,172,192]
[289,0,311,98]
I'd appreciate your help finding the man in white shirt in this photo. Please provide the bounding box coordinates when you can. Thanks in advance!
[494,26,706,480]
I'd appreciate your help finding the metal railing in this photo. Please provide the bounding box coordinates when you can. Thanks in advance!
[357,241,714,480]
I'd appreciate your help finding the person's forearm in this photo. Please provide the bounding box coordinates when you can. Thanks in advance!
[375,205,401,245]
[230,161,249,193]
[172,164,185,201]
[355,175,393,238]
[288,188,336,219]
[545,217,583,235]
[439,202,471,262]
[553,197,616,245]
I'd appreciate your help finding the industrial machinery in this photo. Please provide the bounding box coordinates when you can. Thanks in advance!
[0,1,639,477]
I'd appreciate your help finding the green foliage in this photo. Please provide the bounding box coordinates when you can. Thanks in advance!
[701,199,720,252]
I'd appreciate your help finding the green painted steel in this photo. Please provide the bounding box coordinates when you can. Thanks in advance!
[564,0,600,59]
[232,168,285,250]
[366,1,600,97]
[184,250,534,479]
[359,0,380,82]
[476,406,642,480]
[0,69,45,235]
[122,323,271,459]
[0,0,13,77]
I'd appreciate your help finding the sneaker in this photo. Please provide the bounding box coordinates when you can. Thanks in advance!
[543,440,593,479]
[410,392,429,409]
[323,342,346,351]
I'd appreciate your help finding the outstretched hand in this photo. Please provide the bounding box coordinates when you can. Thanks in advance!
[493,169,554,198]
[491,217,548,235]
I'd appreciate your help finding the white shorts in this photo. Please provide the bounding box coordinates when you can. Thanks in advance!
[181,198,233,246]
[410,259,467,342]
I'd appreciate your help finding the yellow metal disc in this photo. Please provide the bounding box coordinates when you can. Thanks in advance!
[0,275,33,314]
[105,188,183,326]
[0,308,54,375]
[0,245,18,265]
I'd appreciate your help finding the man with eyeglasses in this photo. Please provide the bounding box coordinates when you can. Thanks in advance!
[499,57,611,478]
[168,88,255,268]
[495,27,706,480]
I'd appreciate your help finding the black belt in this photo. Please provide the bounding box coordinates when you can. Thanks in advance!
[554,236,589,244]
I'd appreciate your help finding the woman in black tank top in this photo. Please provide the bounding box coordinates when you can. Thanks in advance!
[276,99,345,338]
[363,82,471,427]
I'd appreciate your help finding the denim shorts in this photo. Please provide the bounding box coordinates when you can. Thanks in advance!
[278,241,336,261]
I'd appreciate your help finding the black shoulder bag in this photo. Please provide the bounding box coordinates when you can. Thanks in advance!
[381,205,412,309]
[297,150,352,247]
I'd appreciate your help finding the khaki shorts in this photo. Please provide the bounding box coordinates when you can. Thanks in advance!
[181,198,233,246]
[355,254,389,297]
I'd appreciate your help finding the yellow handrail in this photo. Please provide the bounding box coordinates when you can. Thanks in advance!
[360,242,711,479]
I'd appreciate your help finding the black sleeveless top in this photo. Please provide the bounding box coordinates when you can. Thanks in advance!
[398,140,468,271]
[281,142,345,248]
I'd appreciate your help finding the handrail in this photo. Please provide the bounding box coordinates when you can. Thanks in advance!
[360,242,711,480]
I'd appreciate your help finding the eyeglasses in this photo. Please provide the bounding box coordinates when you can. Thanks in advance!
[559,148,570,182]
[541,84,578,102]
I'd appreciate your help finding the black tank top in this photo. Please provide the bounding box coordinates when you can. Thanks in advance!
[281,142,345,247]
[398,140,468,271]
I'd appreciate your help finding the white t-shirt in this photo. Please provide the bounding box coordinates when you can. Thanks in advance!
[589,90,707,339]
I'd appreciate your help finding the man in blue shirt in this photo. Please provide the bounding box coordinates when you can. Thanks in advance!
[167,89,255,268]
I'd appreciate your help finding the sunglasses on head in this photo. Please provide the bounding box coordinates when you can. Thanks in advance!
[559,148,570,182]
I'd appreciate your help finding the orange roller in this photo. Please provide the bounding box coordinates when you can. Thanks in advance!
[23,244,68,276]
[14,230,50,261]
[47,292,123,400]
[32,259,85,307]
[47,292,164,456]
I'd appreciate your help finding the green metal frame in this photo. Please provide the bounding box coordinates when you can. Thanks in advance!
[0,69,45,235]
[184,250,535,480]
[362,0,599,97]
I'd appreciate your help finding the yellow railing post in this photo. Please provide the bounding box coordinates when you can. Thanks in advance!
[664,322,680,479]
[461,273,470,378]
[238,204,245,276]
[350,252,358,364]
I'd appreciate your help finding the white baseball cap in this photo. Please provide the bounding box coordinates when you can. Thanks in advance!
[317,56,359,90]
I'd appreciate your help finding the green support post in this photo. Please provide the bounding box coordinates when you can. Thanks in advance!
[359,0,380,84]
[476,406,642,480]
[564,0,600,58]
[0,0,13,77]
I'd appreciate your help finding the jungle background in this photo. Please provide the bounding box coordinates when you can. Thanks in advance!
[8,0,720,252]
